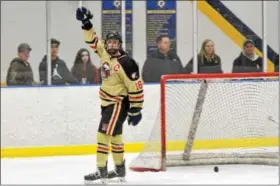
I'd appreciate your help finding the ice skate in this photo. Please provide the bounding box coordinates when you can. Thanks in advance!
[84,166,108,184]
[108,160,126,182]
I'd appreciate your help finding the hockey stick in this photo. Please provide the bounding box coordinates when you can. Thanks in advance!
[77,1,87,21]
[183,79,209,160]
[78,0,82,8]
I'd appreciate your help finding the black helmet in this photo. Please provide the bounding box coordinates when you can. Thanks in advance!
[105,31,122,55]
[106,31,122,43]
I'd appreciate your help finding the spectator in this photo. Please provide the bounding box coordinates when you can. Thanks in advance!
[71,48,100,84]
[274,55,279,72]
[232,39,263,73]
[142,35,183,83]
[6,43,38,86]
[39,38,79,85]
[184,39,223,74]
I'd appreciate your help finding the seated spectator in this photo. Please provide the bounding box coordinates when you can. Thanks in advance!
[71,48,100,84]
[6,43,38,86]
[274,55,279,72]
[39,38,79,85]
[232,39,263,73]
[142,35,183,83]
[184,39,223,74]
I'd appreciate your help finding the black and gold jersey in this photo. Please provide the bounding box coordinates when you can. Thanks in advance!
[82,26,144,109]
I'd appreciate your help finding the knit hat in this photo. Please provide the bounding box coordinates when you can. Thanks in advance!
[243,39,255,47]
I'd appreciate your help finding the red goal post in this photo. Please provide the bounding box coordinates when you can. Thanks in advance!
[129,72,279,172]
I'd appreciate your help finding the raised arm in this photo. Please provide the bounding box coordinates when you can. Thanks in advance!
[76,7,110,61]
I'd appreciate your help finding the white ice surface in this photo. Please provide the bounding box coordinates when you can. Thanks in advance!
[1,153,279,185]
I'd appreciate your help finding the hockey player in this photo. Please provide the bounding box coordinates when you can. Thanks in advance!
[76,7,144,184]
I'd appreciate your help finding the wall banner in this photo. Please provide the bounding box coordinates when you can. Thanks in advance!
[102,0,133,56]
[146,0,177,56]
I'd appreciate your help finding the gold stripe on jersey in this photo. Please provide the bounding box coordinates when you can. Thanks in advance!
[128,93,144,102]
[128,89,143,94]
[128,90,144,108]
[99,89,125,102]
[99,91,117,102]
[130,101,143,108]
[85,37,98,51]
[106,102,121,136]
[128,90,143,98]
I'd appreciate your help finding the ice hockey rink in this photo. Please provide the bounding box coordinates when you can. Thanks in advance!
[1,153,278,185]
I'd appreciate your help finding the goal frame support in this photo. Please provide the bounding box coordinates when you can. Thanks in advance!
[130,72,279,172]
[183,79,208,161]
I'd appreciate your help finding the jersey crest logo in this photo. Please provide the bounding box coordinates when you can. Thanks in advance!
[101,62,111,79]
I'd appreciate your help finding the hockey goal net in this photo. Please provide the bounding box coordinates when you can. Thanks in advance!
[129,72,279,171]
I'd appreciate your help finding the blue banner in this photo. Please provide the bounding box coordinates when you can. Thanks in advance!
[102,0,133,56]
[146,0,177,56]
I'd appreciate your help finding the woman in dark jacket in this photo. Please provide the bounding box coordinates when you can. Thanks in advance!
[184,39,223,74]
[71,48,100,84]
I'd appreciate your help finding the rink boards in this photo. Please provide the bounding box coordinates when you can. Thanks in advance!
[1,137,278,158]
[1,82,279,158]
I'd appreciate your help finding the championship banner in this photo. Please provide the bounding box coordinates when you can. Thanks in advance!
[146,0,177,56]
[102,0,133,56]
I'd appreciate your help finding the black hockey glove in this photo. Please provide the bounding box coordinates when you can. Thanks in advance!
[127,108,142,126]
[76,7,93,22]
[76,7,93,30]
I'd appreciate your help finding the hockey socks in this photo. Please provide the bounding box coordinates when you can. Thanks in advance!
[96,132,110,167]
[111,134,124,165]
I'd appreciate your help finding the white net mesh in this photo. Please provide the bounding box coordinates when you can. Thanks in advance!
[129,74,279,171]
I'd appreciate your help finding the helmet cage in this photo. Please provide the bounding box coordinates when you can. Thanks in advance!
[105,32,122,54]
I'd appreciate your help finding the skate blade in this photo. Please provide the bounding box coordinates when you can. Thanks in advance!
[119,177,126,182]
[84,178,125,185]
[101,179,108,184]
[84,179,108,185]
[107,177,126,183]
[84,180,93,185]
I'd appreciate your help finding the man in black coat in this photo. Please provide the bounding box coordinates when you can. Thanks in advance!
[142,35,183,83]
[232,39,263,73]
[39,38,79,85]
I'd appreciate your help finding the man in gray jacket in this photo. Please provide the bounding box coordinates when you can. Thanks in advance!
[6,43,37,86]
[39,38,79,85]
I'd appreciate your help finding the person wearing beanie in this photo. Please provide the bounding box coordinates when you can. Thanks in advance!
[232,39,263,73]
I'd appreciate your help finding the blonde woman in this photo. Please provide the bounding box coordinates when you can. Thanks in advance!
[184,39,223,74]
